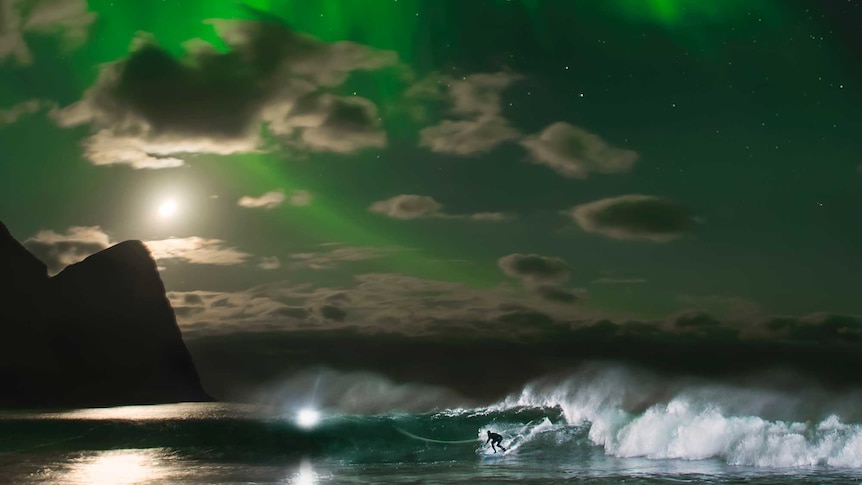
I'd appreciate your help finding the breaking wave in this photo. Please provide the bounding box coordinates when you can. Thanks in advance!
[490,363,862,467]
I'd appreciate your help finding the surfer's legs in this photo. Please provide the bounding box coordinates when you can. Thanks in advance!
[491,443,497,452]
[499,444,506,451]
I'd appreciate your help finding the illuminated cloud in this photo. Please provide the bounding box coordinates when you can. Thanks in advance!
[420,117,520,156]
[568,194,694,242]
[0,0,96,65]
[521,122,638,178]
[369,194,442,220]
[289,190,313,206]
[51,17,398,168]
[416,72,521,155]
[23,226,112,275]
[0,99,53,126]
[259,256,281,270]
[144,237,251,265]
[169,273,594,337]
[290,246,400,270]
[469,212,510,221]
[369,194,511,221]
[238,191,286,209]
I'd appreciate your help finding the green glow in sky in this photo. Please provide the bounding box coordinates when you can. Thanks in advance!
[1,0,860,326]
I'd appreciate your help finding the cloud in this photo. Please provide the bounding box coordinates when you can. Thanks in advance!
[289,190,312,206]
[498,253,580,304]
[144,237,251,265]
[369,194,511,221]
[535,284,581,304]
[238,191,286,209]
[170,273,593,338]
[50,16,398,168]
[420,117,520,155]
[369,194,442,220]
[290,246,400,270]
[521,122,638,178]
[272,93,386,153]
[568,194,694,242]
[498,253,571,284]
[469,212,510,222]
[415,72,522,155]
[259,256,281,270]
[0,99,53,126]
[0,0,96,65]
[593,277,648,284]
[23,226,111,275]
[676,294,764,323]
[761,313,862,345]
[22,226,259,273]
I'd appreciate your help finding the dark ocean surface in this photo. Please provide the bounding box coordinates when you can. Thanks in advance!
[4,365,862,483]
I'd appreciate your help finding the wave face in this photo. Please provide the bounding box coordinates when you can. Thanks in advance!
[5,363,862,470]
[491,363,862,468]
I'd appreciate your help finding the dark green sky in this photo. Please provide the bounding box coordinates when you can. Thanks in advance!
[1,0,860,343]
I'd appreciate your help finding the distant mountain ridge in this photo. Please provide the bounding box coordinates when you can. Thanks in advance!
[0,221,210,408]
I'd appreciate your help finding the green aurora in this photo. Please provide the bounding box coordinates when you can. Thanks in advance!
[1,0,860,331]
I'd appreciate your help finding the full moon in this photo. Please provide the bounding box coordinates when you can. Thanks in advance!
[158,199,178,218]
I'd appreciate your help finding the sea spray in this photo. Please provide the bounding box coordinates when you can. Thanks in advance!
[489,363,862,467]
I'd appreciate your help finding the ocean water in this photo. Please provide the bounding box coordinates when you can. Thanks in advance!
[4,365,862,484]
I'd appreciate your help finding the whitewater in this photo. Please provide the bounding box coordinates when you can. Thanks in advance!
[3,363,862,484]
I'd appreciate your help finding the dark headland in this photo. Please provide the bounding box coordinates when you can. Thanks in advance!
[0,221,211,408]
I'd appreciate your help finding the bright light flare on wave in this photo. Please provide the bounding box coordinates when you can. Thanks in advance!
[296,407,320,429]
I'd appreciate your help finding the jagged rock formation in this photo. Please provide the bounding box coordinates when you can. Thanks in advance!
[0,221,210,408]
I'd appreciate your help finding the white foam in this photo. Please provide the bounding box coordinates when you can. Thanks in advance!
[494,364,862,468]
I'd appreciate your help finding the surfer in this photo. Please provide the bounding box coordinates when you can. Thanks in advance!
[485,430,506,453]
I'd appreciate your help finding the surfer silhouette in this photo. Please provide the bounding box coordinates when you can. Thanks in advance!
[485,430,506,453]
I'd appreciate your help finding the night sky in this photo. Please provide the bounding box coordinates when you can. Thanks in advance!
[1,0,861,400]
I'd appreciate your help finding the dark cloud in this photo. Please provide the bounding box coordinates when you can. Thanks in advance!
[764,313,862,344]
[51,15,397,168]
[497,253,582,304]
[267,306,310,320]
[521,122,638,178]
[320,304,347,322]
[569,194,695,242]
[211,298,236,308]
[183,293,204,305]
[672,310,721,328]
[494,309,555,330]
[498,253,571,284]
[535,284,580,304]
[187,310,862,402]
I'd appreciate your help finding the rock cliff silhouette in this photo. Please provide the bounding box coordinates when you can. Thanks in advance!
[0,221,210,407]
